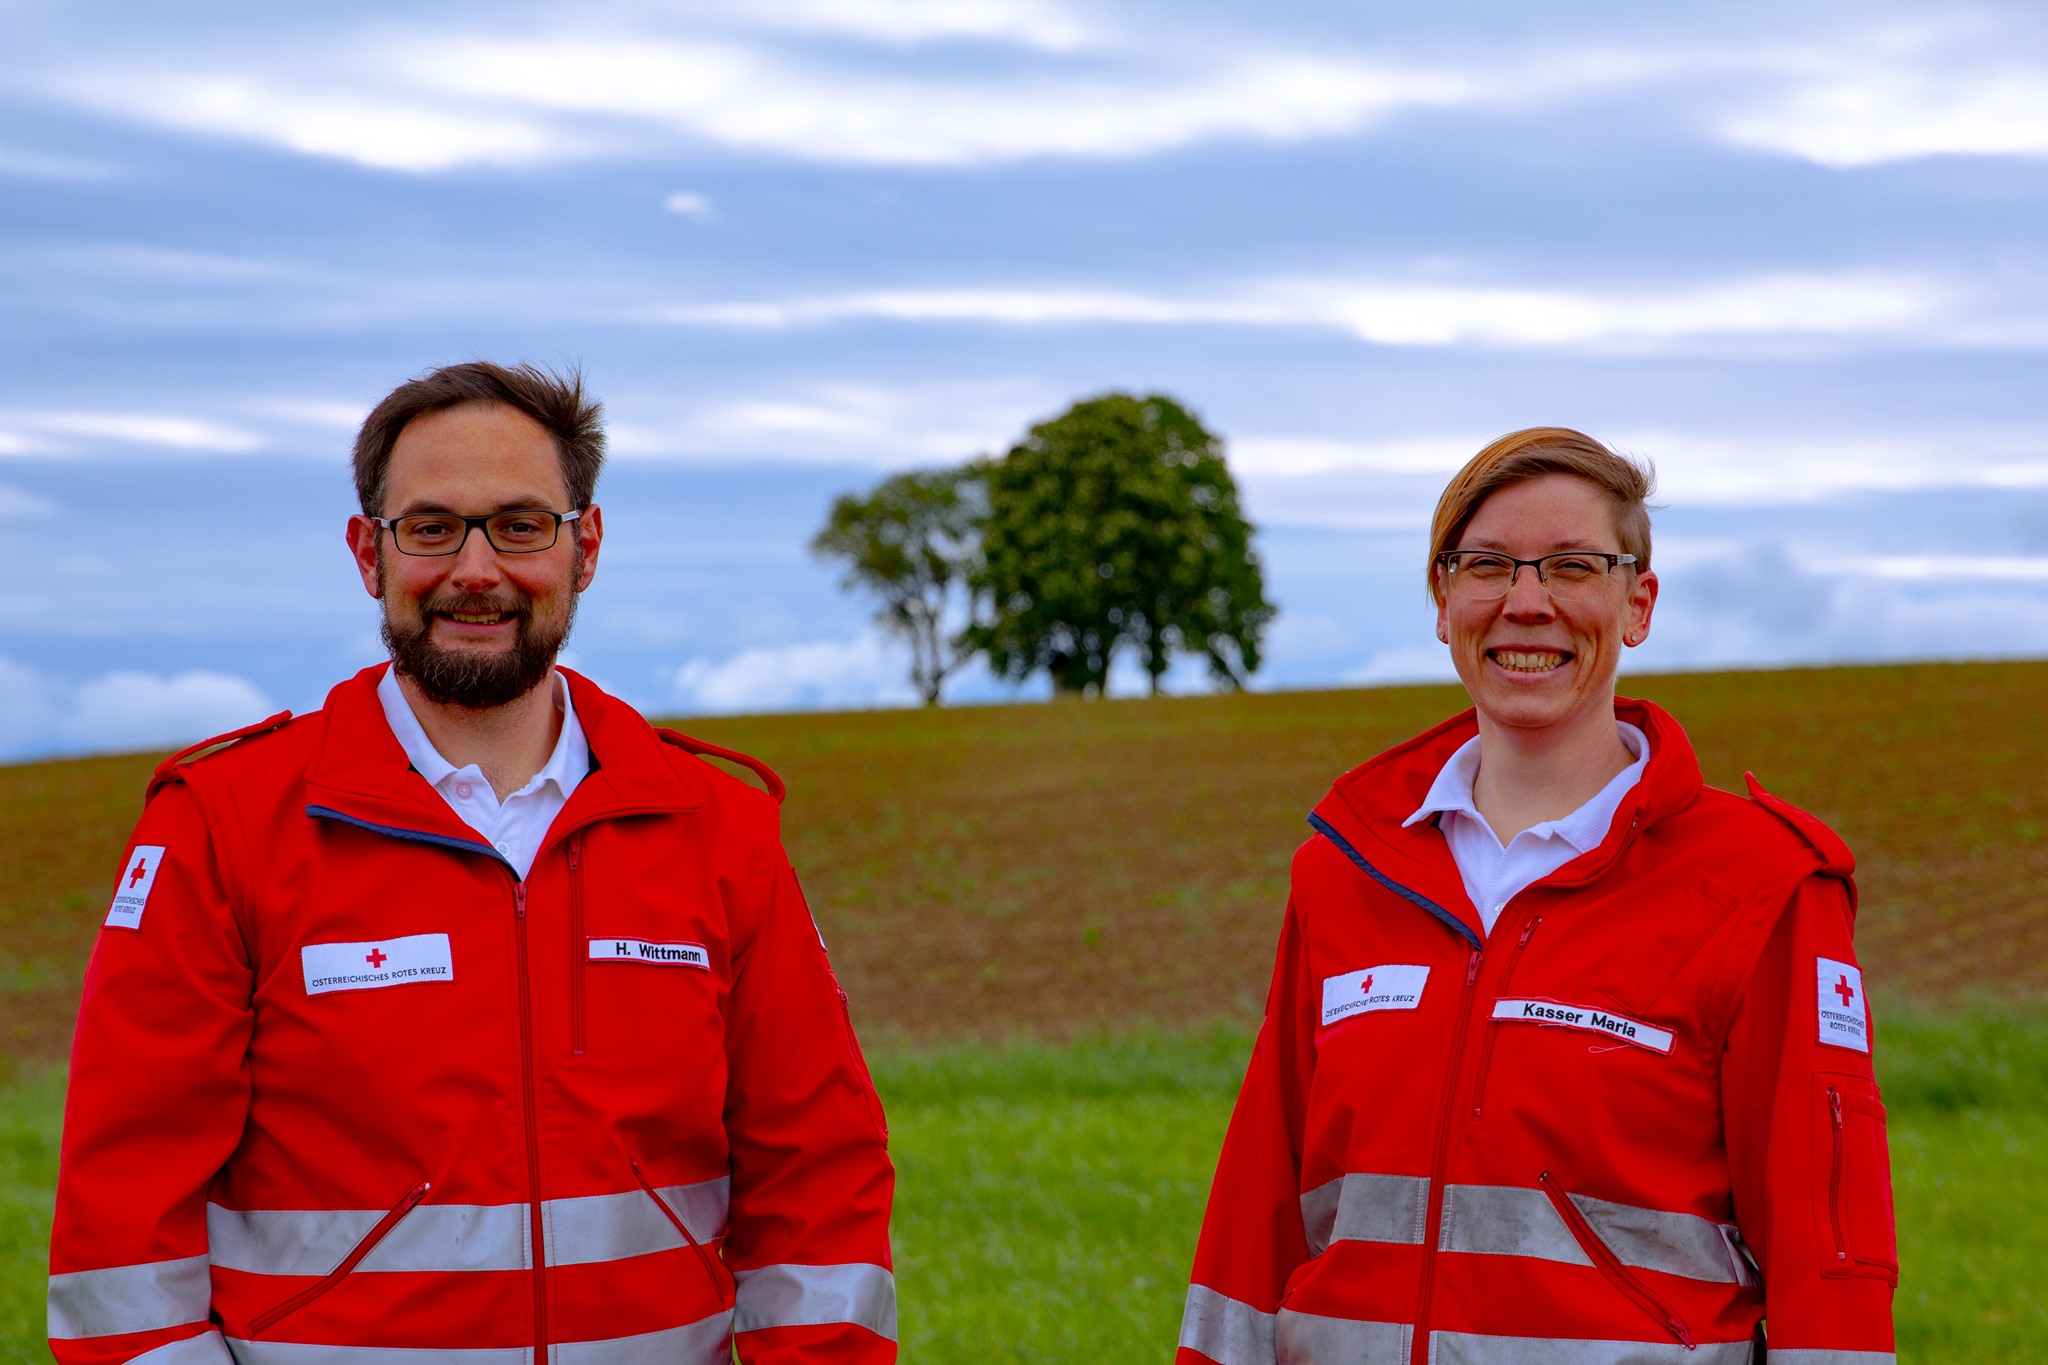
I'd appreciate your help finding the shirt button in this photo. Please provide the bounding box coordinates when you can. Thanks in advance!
[455,782,473,799]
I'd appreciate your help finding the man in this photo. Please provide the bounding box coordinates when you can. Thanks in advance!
[49,362,897,1363]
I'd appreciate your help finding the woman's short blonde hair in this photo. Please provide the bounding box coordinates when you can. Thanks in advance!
[1426,427,1656,605]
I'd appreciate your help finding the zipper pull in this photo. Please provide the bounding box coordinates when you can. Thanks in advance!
[1669,1315,1696,1350]
[568,835,581,871]
[1517,915,1540,947]
[1466,950,1483,987]
[515,883,527,919]
[400,1180,431,1212]
[1830,1087,1844,1130]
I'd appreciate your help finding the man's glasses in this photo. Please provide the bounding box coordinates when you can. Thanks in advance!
[373,509,584,557]
[1437,550,1637,603]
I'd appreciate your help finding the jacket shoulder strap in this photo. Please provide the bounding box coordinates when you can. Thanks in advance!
[1743,772,1854,877]
[146,710,295,800]
[657,729,786,805]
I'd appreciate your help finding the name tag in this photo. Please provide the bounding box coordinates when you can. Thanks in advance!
[302,933,454,996]
[1816,957,1869,1053]
[1491,998,1674,1054]
[589,937,710,969]
[1321,964,1429,1027]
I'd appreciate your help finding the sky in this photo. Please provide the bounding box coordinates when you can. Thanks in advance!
[3,0,2047,759]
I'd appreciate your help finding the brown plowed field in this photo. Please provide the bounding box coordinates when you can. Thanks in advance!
[3,661,2043,1067]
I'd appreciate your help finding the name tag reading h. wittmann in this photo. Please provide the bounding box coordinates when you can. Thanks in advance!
[1491,998,1675,1054]
[589,937,711,969]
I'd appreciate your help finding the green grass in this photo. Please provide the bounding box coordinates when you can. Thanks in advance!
[4,1012,2042,1362]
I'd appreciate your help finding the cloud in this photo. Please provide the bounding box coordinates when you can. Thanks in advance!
[0,657,279,760]
[48,29,1475,171]
[661,191,716,222]
[649,270,1950,350]
[707,0,1095,50]
[610,380,1055,464]
[1343,643,1458,686]
[0,410,266,456]
[0,483,58,520]
[1722,55,2048,166]
[670,631,918,713]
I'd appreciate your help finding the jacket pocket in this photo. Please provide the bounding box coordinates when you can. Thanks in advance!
[1537,1171,1697,1349]
[631,1160,735,1312]
[246,1179,430,1337]
[1814,1072,1899,1283]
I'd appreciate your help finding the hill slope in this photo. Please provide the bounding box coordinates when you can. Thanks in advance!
[3,661,2043,1061]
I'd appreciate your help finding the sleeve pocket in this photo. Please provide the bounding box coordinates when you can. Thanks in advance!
[1812,1071,1899,1284]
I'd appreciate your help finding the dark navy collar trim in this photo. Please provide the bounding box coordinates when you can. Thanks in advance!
[1308,811,1482,952]
[306,804,514,873]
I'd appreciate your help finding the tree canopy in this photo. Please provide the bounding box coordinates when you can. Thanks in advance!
[963,393,1273,696]
[810,466,981,705]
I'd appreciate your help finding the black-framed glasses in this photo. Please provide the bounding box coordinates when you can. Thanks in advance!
[1437,550,1637,602]
[373,509,584,557]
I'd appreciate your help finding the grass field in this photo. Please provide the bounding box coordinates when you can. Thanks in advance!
[6,662,2046,1068]
[3,1012,2040,1362]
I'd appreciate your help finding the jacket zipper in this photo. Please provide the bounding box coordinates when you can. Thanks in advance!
[246,1179,430,1336]
[513,880,550,1351]
[568,835,586,1057]
[1538,1170,1696,1350]
[1828,1087,1849,1263]
[631,1159,733,1310]
[1410,946,1483,1365]
[1469,914,1541,1118]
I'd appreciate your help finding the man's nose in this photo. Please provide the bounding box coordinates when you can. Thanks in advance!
[446,524,504,584]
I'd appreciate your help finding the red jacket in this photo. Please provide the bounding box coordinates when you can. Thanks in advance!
[50,665,895,1364]
[1179,699,1896,1365]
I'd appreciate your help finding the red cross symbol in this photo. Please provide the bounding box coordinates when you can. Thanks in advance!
[1361,974,1374,996]
[1834,975,1855,1008]
[128,858,149,888]
[365,948,389,969]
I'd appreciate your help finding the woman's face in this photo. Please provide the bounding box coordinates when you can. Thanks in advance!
[1435,473,1658,738]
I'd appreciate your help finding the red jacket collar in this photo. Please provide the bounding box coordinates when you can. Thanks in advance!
[304,663,701,841]
[1309,696,1705,942]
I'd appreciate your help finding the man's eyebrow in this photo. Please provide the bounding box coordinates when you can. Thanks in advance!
[390,497,562,516]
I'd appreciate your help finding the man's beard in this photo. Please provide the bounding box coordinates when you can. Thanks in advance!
[378,559,579,710]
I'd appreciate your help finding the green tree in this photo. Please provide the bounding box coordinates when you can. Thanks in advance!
[811,466,982,705]
[965,393,1274,697]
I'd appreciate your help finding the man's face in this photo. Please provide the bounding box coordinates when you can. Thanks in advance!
[345,401,603,710]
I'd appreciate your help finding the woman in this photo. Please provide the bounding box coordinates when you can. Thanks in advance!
[1178,429,1896,1365]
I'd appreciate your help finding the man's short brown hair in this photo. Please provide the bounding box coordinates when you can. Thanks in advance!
[1427,427,1656,604]
[352,362,605,517]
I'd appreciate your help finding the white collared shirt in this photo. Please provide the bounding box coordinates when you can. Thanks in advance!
[376,666,590,880]
[1402,720,1649,937]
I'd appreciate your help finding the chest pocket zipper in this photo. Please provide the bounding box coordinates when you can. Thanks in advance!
[245,1180,431,1337]
[1537,1171,1697,1351]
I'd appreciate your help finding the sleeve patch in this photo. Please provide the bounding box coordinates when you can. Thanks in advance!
[105,845,166,931]
[1817,956,1870,1053]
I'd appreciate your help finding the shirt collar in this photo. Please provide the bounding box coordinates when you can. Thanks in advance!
[1402,720,1650,853]
[376,665,589,800]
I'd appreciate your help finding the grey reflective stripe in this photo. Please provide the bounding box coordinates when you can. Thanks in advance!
[546,1179,731,1266]
[226,1342,529,1363]
[1768,1353,1897,1364]
[1439,1185,1753,1285]
[551,1310,734,1365]
[47,1253,211,1339]
[209,1202,528,1275]
[210,1179,730,1277]
[732,1262,897,1340]
[1431,1330,1758,1364]
[1178,1284,1275,1365]
[133,1333,236,1364]
[1276,1309,1410,1363]
[1300,1172,1431,1256]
